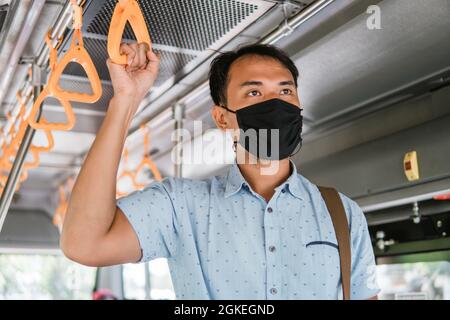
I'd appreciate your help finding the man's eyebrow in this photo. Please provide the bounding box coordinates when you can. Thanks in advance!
[239,81,263,87]
[239,80,295,87]
[279,80,295,86]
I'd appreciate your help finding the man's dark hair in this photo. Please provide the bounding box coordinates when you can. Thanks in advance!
[208,43,299,107]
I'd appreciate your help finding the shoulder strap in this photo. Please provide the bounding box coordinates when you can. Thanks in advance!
[318,186,351,300]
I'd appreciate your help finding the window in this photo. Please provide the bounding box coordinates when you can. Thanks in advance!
[0,253,96,299]
[148,258,175,300]
[376,261,450,300]
[123,262,147,300]
[123,258,175,300]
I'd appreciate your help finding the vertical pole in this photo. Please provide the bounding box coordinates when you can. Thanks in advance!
[0,84,43,233]
[172,103,185,178]
[144,262,151,300]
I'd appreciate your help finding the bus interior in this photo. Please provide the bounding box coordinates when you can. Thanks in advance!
[0,0,449,300]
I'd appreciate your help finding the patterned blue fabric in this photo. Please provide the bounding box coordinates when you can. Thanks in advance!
[117,161,380,299]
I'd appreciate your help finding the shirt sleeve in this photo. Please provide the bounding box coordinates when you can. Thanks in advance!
[340,194,381,300]
[116,177,179,263]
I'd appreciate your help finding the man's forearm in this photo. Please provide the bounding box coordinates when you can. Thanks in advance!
[61,95,138,248]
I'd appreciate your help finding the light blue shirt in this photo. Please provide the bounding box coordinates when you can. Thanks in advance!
[117,161,380,300]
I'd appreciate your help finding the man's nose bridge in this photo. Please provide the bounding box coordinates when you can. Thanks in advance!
[266,92,280,100]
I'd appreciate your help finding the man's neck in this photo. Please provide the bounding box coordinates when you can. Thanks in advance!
[237,158,292,202]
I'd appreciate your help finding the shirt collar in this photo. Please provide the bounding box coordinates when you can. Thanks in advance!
[224,161,247,198]
[224,159,304,200]
[283,160,304,200]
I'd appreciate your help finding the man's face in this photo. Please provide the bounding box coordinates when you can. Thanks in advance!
[212,54,301,132]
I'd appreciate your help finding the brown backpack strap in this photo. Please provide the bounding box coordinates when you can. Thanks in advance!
[318,186,351,300]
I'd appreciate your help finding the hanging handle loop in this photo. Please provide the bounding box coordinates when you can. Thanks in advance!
[107,0,152,65]
[49,0,102,104]
[53,184,68,230]
[116,147,139,197]
[1,91,33,165]
[133,125,162,188]
[28,31,75,131]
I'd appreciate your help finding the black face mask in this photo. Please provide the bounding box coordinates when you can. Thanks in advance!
[221,98,303,160]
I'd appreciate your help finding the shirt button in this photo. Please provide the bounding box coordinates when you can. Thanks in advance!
[267,207,273,213]
[270,288,277,295]
[281,189,286,193]
[269,246,276,252]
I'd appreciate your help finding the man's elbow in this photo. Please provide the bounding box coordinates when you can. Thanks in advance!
[60,232,104,267]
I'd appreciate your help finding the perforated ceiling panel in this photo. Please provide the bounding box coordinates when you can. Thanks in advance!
[87,0,259,51]
[62,37,197,86]
[61,0,275,87]
[58,78,114,111]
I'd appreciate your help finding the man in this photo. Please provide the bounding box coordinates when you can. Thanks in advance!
[61,42,380,300]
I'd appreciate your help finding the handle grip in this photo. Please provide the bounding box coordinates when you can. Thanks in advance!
[108,0,152,65]
[27,86,76,131]
[50,29,102,104]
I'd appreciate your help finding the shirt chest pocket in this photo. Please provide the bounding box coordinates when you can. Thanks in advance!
[301,239,342,298]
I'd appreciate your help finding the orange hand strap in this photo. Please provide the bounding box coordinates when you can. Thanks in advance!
[19,88,54,153]
[50,29,102,103]
[28,31,76,131]
[1,91,32,166]
[53,184,68,228]
[3,123,41,171]
[29,121,55,153]
[108,0,152,65]
[134,125,162,188]
[27,86,76,131]
[0,169,27,183]
[29,1,102,131]
[116,147,139,197]
[51,1,102,103]
[1,90,52,172]
[0,171,24,192]
[11,90,53,153]
[45,30,59,72]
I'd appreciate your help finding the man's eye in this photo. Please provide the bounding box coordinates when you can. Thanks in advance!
[247,90,260,97]
[281,88,293,95]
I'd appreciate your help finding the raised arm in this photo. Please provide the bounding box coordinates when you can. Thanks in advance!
[60,42,160,267]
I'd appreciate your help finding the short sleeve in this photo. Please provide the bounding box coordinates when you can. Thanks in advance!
[116,178,179,263]
[342,195,381,299]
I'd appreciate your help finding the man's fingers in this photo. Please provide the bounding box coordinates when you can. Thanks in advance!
[145,50,161,73]
[118,42,154,72]
[128,43,141,70]
[119,43,136,65]
[120,43,139,73]
[137,43,149,70]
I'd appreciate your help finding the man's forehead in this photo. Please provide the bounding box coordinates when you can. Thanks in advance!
[228,56,294,85]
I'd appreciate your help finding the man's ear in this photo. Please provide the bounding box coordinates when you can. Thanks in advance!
[211,105,228,131]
